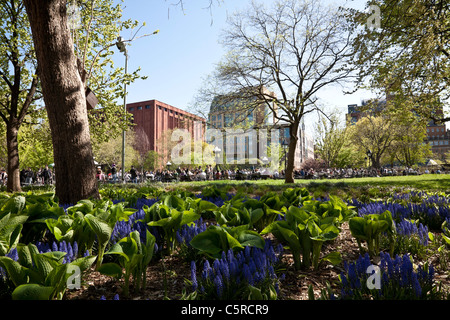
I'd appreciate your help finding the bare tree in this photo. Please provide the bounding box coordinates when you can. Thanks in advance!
[201,0,356,183]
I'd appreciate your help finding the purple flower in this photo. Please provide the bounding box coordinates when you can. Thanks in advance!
[214,274,224,297]
[190,261,198,291]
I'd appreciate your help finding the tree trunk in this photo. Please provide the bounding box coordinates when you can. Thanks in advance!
[24,0,99,204]
[6,119,21,193]
[285,122,299,184]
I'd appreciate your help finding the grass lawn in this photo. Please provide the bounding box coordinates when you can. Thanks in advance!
[161,173,450,199]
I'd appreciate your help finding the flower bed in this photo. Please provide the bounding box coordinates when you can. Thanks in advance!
[0,186,449,300]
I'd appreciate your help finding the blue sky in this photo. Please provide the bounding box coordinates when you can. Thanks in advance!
[113,0,374,135]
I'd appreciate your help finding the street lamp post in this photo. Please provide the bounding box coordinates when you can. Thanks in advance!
[366,149,372,168]
[281,139,288,175]
[116,36,128,183]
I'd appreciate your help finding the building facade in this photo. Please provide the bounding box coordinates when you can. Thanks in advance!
[426,119,450,160]
[206,88,314,169]
[126,99,206,155]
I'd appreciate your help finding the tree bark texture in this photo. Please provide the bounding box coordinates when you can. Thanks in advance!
[6,118,21,193]
[285,121,299,184]
[24,0,99,204]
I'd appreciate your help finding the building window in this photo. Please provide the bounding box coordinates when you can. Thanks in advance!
[158,105,162,110]
[137,106,143,110]
[146,105,150,109]
[129,107,134,111]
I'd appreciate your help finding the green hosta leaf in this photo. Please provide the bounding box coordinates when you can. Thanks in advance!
[243,198,264,211]
[12,284,54,300]
[180,209,201,226]
[275,224,301,254]
[67,200,95,215]
[247,285,265,300]
[84,214,112,245]
[118,235,139,258]
[320,252,342,266]
[188,230,222,256]
[249,208,264,225]
[197,200,218,214]
[190,226,243,258]
[349,217,369,241]
[98,262,123,278]
[231,227,265,249]
[142,230,156,266]
[33,253,62,281]
[0,256,29,286]
[0,214,27,255]
[286,206,309,225]
[163,195,185,210]
[0,196,26,216]
[106,242,131,261]
[70,255,97,272]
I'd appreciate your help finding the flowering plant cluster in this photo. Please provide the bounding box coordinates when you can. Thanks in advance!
[183,239,284,300]
[352,191,450,230]
[35,240,89,264]
[337,252,439,300]
[392,219,430,257]
[111,208,147,244]
[396,219,429,246]
[176,218,208,261]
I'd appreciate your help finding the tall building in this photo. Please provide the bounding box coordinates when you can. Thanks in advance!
[427,119,450,160]
[207,86,276,129]
[126,99,206,155]
[206,88,314,168]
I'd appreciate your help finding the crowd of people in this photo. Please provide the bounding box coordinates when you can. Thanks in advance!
[11,165,54,187]
[295,166,442,180]
[94,164,281,183]
[95,164,446,184]
[3,162,444,188]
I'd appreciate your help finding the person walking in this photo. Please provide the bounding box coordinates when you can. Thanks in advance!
[25,167,34,185]
[130,166,138,183]
[42,165,52,185]
[110,164,118,183]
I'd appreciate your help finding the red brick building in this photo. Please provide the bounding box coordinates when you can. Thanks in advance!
[126,99,206,154]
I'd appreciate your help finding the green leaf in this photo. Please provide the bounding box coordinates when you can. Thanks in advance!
[442,234,450,246]
[1,196,26,216]
[233,228,265,249]
[276,224,301,255]
[320,252,342,266]
[84,214,112,245]
[97,262,123,278]
[12,284,54,300]
[249,208,264,225]
[349,217,369,241]
[0,256,29,287]
[247,285,265,300]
